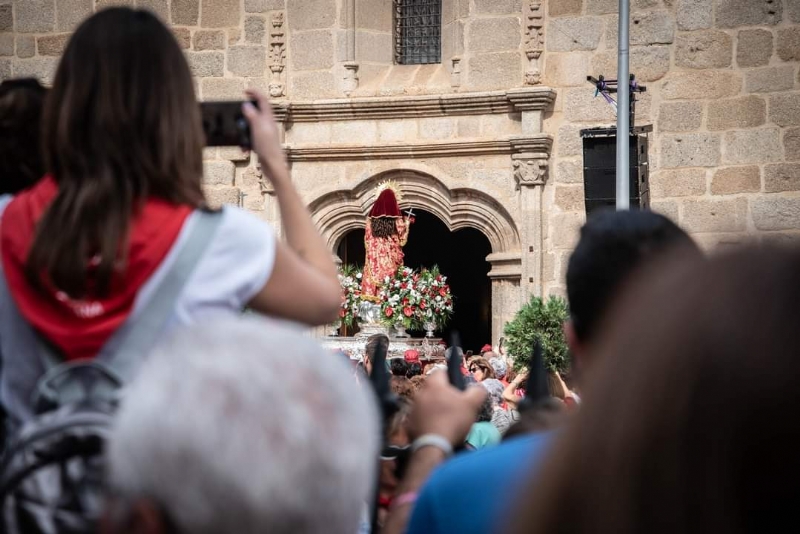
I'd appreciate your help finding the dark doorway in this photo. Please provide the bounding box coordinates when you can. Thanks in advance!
[337,210,492,352]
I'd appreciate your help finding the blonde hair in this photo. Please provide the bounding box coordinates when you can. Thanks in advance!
[547,371,567,400]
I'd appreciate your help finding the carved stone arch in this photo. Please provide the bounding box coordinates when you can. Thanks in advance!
[308,169,521,255]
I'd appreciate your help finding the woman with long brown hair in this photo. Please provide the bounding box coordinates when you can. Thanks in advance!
[0,8,340,427]
[509,246,800,534]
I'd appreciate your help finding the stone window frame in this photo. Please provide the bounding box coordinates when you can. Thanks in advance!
[393,0,443,65]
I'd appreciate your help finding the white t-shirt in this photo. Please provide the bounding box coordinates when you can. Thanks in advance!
[0,197,279,427]
[0,197,277,329]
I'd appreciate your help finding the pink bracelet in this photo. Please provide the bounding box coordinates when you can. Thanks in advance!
[391,491,419,510]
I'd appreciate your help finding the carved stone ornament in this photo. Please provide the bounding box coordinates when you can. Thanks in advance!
[513,157,548,188]
[451,57,462,89]
[523,0,544,86]
[343,62,359,96]
[269,11,286,97]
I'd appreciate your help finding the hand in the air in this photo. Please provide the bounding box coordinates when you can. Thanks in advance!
[406,371,487,446]
[241,89,288,184]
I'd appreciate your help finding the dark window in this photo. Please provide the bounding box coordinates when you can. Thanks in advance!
[394,0,441,65]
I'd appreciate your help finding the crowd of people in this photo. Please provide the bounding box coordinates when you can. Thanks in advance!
[1,6,799,534]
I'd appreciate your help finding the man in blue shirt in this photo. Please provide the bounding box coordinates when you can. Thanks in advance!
[403,210,699,534]
[406,432,551,533]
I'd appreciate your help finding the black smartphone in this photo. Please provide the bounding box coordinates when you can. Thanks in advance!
[447,332,466,391]
[200,100,258,149]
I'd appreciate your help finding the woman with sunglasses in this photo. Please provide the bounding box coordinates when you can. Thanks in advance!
[469,357,496,383]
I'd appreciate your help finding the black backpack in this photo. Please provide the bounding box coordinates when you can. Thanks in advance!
[0,211,221,534]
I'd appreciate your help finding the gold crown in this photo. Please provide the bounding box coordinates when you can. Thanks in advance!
[377,180,403,203]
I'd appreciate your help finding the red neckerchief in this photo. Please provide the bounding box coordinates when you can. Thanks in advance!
[1,176,192,361]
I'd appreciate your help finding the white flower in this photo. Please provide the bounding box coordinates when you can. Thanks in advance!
[356,272,362,279]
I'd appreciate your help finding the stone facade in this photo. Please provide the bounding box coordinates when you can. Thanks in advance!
[3,0,800,342]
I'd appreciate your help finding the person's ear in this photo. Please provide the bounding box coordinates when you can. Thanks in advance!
[99,499,168,534]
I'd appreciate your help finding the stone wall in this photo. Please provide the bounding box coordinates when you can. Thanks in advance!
[0,0,536,96]
[540,0,800,296]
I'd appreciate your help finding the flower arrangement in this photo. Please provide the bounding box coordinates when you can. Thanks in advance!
[337,264,453,333]
[416,266,454,329]
[377,265,453,331]
[338,264,362,328]
[378,266,419,329]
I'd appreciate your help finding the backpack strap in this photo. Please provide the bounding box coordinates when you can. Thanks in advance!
[98,209,223,381]
[36,210,223,382]
[0,211,223,420]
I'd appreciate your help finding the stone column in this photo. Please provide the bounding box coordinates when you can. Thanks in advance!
[507,88,547,135]
[512,154,548,300]
[507,93,554,300]
[491,279,521,345]
[487,252,523,345]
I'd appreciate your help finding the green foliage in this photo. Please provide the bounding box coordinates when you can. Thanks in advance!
[503,296,570,373]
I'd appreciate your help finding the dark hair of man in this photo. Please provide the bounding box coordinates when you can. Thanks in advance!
[0,78,48,196]
[512,245,800,534]
[371,217,399,239]
[406,362,422,379]
[390,358,409,377]
[566,209,698,343]
[27,8,206,297]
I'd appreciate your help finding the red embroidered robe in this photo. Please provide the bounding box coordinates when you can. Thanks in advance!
[361,218,409,301]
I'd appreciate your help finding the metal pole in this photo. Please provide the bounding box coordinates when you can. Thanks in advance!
[616,0,631,210]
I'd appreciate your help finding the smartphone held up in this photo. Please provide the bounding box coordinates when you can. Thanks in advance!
[200,100,258,149]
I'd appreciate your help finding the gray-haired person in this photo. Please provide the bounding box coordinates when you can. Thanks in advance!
[481,378,512,434]
[487,357,507,381]
[103,317,379,534]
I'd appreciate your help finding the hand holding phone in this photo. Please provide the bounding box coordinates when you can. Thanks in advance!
[201,100,258,149]
[241,90,289,184]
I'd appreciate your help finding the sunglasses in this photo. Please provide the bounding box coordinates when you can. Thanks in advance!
[469,366,483,373]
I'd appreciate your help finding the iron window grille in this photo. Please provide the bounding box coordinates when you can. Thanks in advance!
[394,0,441,65]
